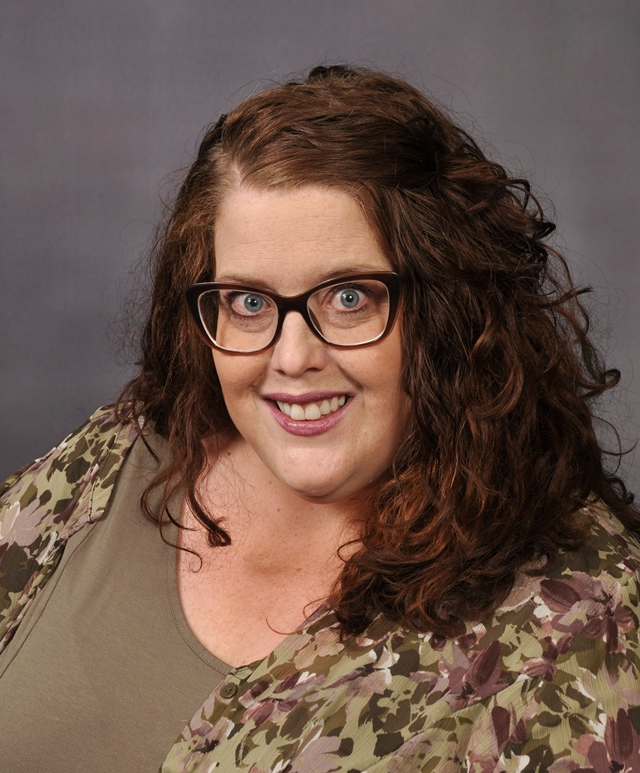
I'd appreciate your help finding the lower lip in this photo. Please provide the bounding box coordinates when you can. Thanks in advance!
[264,399,350,436]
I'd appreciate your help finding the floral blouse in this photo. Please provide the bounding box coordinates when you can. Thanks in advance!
[1,406,639,772]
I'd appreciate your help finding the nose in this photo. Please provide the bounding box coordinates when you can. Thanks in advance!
[269,310,329,376]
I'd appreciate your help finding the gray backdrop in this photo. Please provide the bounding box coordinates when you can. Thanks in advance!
[2,1,639,491]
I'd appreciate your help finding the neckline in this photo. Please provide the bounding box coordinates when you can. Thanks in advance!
[164,518,234,676]
[165,512,340,673]
[144,429,340,674]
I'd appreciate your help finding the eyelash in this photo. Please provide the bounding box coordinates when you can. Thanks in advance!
[321,284,372,307]
[224,292,273,315]
[221,283,373,315]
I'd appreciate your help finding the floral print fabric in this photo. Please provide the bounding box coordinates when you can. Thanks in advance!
[1,407,639,772]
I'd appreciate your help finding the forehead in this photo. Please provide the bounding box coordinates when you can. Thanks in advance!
[213,186,391,292]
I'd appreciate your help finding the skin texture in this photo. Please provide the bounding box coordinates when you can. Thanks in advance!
[210,185,409,505]
[177,186,410,666]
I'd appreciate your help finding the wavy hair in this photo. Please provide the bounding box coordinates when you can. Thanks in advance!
[118,65,639,636]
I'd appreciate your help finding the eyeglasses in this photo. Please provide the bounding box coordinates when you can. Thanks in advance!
[186,272,401,354]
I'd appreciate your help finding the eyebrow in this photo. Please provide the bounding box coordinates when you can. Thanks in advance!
[214,264,388,289]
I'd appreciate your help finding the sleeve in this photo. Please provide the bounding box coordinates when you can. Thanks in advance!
[463,664,640,772]
[470,562,640,772]
[361,576,640,772]
[357,669,639,773]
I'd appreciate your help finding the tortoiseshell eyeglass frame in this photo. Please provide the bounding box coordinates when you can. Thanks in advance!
[185,272,402,354]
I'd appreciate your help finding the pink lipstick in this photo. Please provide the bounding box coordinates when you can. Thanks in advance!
[262,392,352,436]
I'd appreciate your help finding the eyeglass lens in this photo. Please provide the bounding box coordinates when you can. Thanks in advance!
[197,279,391,352]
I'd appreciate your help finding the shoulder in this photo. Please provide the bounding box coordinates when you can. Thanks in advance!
[0,404,139,532]
[346,504,640,768]
[409,502,640,769]
[0,405,139,648]
[400,502,639,691]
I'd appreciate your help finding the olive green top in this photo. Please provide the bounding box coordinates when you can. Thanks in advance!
[0,432,230,773]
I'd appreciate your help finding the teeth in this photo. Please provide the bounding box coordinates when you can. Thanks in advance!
[276,396,348,421]
[304,404,321,420]
[276,400,292,416]
[290,404,305,421]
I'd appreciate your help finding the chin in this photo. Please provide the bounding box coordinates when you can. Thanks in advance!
[270,461,359,502]
[262,442,392,503]
[274,459,380,504]
[280,475,351,503]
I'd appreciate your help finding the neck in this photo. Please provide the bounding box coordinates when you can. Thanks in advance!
[182,433,364,575]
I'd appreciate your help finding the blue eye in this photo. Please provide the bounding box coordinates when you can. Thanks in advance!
[243,294,265,313]
[339,289,361,309]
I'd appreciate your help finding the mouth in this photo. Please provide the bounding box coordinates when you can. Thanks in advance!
[274,395,347,421]
[262,392,351,436]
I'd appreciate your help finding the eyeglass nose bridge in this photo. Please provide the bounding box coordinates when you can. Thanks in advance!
[269,293,330,348]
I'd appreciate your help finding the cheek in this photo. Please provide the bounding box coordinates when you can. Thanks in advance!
[372,333,409,432]
[345,339,407,424]
[366,329,405,395]
[211,351,265,405]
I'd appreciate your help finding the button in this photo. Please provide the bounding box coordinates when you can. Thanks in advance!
[220,683,238,699]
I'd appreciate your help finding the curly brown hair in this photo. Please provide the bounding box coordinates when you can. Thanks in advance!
[118,64,639,636]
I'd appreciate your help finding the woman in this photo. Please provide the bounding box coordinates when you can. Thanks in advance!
[1,65,639,772]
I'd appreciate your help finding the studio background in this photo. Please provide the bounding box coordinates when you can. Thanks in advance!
[2,1,639,490]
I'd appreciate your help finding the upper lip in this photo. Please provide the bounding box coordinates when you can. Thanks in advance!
[262,390,352,403]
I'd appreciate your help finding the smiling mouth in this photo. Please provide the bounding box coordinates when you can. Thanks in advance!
[274,395,347,421]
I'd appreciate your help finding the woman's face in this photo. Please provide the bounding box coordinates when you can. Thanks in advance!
[212,186,410,504]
